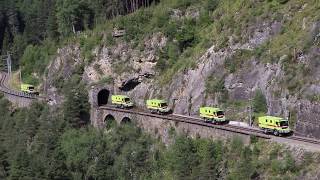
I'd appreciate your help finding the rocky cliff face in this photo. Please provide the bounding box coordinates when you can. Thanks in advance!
[44,9,320,139]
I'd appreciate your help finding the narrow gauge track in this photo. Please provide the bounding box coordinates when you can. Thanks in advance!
[0,72,39,99]
[171,114,320,145]
[286,136,320,145]
[100,106,320,146]
[1,71,319,146]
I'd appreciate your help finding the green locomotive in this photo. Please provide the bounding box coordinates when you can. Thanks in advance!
[199,107,227,124]
[258,116,291,136]
[146,99,170,114]
[111,95,134,108]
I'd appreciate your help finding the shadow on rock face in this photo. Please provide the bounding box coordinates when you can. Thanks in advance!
[119,79,141,92]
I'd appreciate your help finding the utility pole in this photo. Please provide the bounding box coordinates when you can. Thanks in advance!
[248,99,252,127]
[6,52,12,76]
[19,70,22,84]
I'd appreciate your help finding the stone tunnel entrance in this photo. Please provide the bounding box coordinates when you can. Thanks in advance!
[97,89,110,106]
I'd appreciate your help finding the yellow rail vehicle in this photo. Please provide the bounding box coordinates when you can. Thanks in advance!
[111,95,133,108]
[146,99,170,114]
[258,116,291,136]
[199,107,227,124]
[20,83,39,95]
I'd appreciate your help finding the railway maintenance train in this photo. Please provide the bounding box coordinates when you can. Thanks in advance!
[146,99,170,114]
[20,83,39,95]
[111,94,292,136]
[258,116,291,136]
[111,95,134,108]
[199,107,228,124]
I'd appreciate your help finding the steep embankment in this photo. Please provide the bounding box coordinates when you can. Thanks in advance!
[43,0,320,138]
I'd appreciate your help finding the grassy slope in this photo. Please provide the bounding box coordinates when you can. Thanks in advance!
[19,0,319,87]
[68,0,319,85]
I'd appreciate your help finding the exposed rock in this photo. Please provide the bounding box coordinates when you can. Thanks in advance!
[44,17,320,139]
[44,45,82,105]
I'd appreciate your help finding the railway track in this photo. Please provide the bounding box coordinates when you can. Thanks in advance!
[100,106,320,146]
[0,72,39,99]
[100,106,271,139]
[1,71,319,147]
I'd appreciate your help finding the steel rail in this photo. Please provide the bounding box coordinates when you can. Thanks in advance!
[100,106,320,145]
[1,71,319,146]
[0,72,38,99]
[99,106,270,139]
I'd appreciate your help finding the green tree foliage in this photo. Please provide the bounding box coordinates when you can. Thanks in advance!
[0,0,156,69]
[253,89,267,113]
[0,92,314,179]
[63,74,90,128]
[20,40,57,84]
[56,0,93,36]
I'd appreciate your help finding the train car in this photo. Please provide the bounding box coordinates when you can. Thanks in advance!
[199,107,227,124]
[20,83,39,95]
[146,99,170,114]
[258,116,291,136]
[111,95,133,108]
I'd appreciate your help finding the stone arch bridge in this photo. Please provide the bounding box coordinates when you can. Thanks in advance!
[89,86,270,144]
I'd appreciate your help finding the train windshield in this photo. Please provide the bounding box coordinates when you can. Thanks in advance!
[280,121,289,127]
[124,98,130,102]
[160,103,167,107]
[28,86,34,90]
[217,111,224,116]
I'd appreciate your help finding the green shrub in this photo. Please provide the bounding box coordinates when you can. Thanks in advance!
[253,90,267,113]
[206,0,219,12]
[20,40,57,85]
[155,42,180,72]
[176,21,198,51]
[79,34,102,63]
[205,76,225,94]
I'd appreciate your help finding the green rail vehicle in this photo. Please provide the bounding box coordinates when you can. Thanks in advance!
[20,83,39,95]
[146,99,170,114]
[258,116,291,136]
[111,95,133,108]
[199,107,227,124]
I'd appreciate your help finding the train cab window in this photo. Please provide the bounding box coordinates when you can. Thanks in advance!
[160,103,167,107]
[217,111,224,116]
[266,120,267,122]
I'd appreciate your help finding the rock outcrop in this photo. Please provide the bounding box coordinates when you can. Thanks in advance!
[44,17,320,139]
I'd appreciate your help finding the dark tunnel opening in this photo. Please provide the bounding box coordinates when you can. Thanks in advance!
[119,79,141,92]
[98,89,110,106]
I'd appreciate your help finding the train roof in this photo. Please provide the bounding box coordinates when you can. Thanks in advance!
[200,107,223,112]
[21,83,35,87]
[112,95,130,98]
[259,116,287,121]
[147,99,167,103]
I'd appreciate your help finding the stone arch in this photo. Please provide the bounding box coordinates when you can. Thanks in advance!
[121,117,132,124]
[104,114,116,129]
[97,89,110,106]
